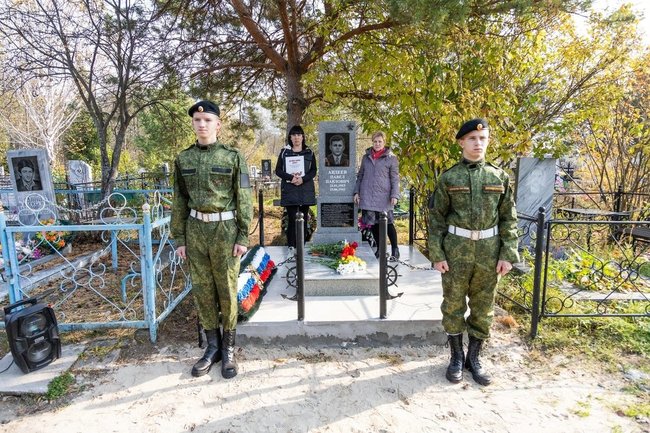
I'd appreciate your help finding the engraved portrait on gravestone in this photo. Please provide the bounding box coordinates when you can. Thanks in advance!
[324,133,350,167]
[7,149,58,224]
[12,156,43,192]
[261,159,272,180]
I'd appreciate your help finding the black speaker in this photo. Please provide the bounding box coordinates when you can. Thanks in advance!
[4,298,61,374]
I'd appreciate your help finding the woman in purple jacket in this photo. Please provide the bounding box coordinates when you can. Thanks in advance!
[353,131,401,260]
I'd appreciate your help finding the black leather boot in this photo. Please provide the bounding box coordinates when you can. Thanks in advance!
[465,335,491,386]
[191,329,222,377]
[445,334,464,383]
[390,246,400,261]
[221,329,238,379]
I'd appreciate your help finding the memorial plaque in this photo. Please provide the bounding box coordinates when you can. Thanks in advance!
[320,202,355,228]
[160,162,171,187]
[515,157,555,220]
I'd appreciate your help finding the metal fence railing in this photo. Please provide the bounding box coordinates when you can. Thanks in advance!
[0,192,190,342]
[502,208,650,337]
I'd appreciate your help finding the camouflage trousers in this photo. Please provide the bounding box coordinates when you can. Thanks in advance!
[186,217,240,330]
[440,234,500,339]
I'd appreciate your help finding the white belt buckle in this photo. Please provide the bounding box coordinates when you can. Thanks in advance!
[196,211,210,222]
[470,230,480,241]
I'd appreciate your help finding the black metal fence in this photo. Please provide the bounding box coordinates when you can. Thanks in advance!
[287,210,394,321]
[391,185,650,337]
[502,208,650,337]
[554,186,650,219]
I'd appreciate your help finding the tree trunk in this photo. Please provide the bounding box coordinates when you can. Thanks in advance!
[96,125,114,199]
[100,127,128,200]
[286,69,308,129]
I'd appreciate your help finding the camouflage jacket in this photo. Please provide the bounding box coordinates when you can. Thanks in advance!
[427,158,519,264]
[171,142,253,247]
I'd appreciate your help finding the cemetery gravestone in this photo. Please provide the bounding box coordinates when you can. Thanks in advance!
[261,159,272,180]
[515,157,556,247]
[7,149,57,225]
[312,121,361,244]
[160,163,170,187]
[68,160,92,187]
[67,160,93,207]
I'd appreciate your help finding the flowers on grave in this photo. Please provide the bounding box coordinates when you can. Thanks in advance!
[0,240,42,267]
[35,219,71,253]
[310,241,367,275]
[236,246,276,322]
[29,246,43,260]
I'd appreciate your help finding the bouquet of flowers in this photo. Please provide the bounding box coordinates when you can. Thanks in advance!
[310,241,367,275]
[35,219,71,253]
[0,241,43,267]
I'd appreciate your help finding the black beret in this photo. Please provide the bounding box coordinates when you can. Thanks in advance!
[188,100,220,117]
[455,118,489,139]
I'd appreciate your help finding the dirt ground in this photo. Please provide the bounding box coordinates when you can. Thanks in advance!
[0,296,648,433]
[1,210,648,432]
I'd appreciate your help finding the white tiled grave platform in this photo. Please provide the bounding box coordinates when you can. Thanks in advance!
[303,245,379,296]
[238,245,446,345]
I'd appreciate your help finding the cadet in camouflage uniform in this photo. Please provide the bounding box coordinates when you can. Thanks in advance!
[171,100,253,379]
[428,118,519,386]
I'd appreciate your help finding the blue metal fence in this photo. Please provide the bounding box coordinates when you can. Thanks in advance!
[0,191,190,342]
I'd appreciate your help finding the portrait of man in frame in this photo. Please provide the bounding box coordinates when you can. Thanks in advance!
[11,156,43,192]
[324,133,350,167]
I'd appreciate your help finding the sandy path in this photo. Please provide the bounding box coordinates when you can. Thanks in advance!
[0,330,645,433]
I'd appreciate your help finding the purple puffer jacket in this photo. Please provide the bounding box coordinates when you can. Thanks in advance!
[353,147,400,212]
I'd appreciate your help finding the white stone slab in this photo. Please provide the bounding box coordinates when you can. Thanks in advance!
[239,245,445,345]
[0,343,86,395]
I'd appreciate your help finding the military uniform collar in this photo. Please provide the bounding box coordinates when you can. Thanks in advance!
[195,140,218,150]
[461,158,485,169]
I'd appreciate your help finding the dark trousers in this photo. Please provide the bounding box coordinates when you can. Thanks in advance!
[371,223,398,249]
[286,205,310,248]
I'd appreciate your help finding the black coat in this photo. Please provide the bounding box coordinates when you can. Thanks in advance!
[275,145,317,206]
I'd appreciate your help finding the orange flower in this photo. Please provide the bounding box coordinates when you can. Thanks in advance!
[341,245,354,258]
